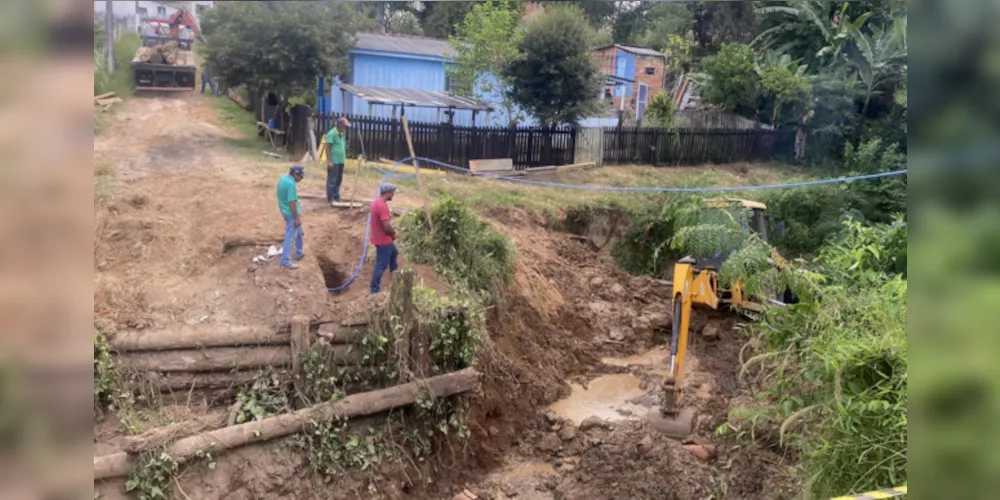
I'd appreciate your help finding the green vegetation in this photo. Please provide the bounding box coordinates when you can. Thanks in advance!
[94,32,142,98]
[199,1,361,102]
[125,451,179,500]
[503,5,604,127]
[94,331,149,433]
[448,0,525,126]
[398,198,516,299]
[233,371,293,424]
[724,218,907,498]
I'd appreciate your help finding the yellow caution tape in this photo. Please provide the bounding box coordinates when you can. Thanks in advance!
[831,485,906,500]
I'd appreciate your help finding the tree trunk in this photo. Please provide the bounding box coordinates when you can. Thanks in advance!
[94,368,480,480]
[110,326,289,352]
[117,345,361,372]
[132,371,265,392]
[117,346,291,372]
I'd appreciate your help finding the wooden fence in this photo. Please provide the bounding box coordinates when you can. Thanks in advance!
[317,113,576,170]
[599,126,794,166]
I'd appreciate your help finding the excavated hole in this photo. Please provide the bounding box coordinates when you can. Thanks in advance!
[316,254,348,292]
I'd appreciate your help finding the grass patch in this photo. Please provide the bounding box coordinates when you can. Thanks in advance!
[206,94,265,154]
[94,32,142,98]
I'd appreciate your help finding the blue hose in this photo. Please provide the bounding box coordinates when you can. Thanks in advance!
[329,157,907,292]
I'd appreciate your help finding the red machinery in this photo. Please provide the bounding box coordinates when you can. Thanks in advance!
[143,8,200,38]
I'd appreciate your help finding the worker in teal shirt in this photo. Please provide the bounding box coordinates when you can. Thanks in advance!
[277,165,305,269]
[325,116,350,204]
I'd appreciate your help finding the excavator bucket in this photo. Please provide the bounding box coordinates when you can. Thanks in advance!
[649,376,696,439]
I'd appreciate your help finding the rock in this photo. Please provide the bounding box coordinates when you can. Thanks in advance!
[638,434,654,455]
[559,425,578,441]
[505,485,518,497]
[701,324,719,340]
[683,444,716,462]
[644,312,670,329]
[631,317,652,336]
[579,416,607,431]
[560,463,576,473]
[609,328,626,341]
[589,276,603,287]
[537,433,562,452]
[545,411,561,424]
[610,283,625,296]
[553,457,564,467]
[544,477,559,490]
[565,439,586,456]
[488,426,500,437]
[550,423,562,432]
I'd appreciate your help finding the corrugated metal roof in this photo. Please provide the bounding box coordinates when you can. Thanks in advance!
[338,84,493,111]
[353,32,456,59]
[595,44,665,58]
[617,45,666,58]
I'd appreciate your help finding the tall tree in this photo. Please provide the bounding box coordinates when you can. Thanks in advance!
[504,5,603,126]
[639,2,695,51]
[689,1,758,55]
[418,1,475,38]
[199,1,358,101]
[448,1,525,126]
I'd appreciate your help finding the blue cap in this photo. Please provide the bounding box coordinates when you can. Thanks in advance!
[380,182,396,194]
[289,165,305,176]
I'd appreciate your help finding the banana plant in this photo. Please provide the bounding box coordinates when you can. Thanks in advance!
[847,16,907,114]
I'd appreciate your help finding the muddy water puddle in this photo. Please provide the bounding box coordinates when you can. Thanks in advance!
[548,373,650,424]
[549,346,679,424]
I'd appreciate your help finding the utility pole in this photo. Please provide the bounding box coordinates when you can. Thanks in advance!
[105,0,114,75]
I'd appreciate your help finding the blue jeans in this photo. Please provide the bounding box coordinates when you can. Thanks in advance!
[201,79,218,95]
[326,163,344,202]
[370,243,398,293]
[281,213,304,267]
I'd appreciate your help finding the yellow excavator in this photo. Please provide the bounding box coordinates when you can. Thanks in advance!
[649,199,793,438]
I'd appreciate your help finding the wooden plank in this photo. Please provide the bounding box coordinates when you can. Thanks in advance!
[94,92,116,101]
[468,158,514,173]
[93,368,481,480]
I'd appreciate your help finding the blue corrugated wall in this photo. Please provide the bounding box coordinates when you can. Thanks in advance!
[328,52,481,127]
[321,50,618,130]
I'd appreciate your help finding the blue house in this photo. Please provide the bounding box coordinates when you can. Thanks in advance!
[321,33,493,127]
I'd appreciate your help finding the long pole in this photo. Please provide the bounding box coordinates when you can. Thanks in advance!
[400,106,434,231]
[105,1,115,75]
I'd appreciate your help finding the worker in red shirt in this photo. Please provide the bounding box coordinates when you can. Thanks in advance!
[369,183,398,294]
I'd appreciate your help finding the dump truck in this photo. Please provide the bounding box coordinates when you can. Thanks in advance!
[132,8,199,91]
[131,36,196,91]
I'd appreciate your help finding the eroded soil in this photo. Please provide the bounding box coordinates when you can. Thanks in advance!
[94,93,795,500]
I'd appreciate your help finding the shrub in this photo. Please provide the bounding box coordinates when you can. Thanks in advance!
[841,138,907,224]
[727,219,907,498]
[398,197,515,298]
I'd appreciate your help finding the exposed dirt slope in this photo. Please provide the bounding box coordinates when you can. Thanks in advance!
[94,94,795,500]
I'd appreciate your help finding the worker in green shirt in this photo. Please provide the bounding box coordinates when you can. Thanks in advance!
[276,165,305,270]
[325,117,350,204]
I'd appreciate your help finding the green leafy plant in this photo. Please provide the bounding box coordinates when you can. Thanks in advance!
[644,91,677,130]
[125,451,179,500]
[398,197,516,299]
[234,371,292,424]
